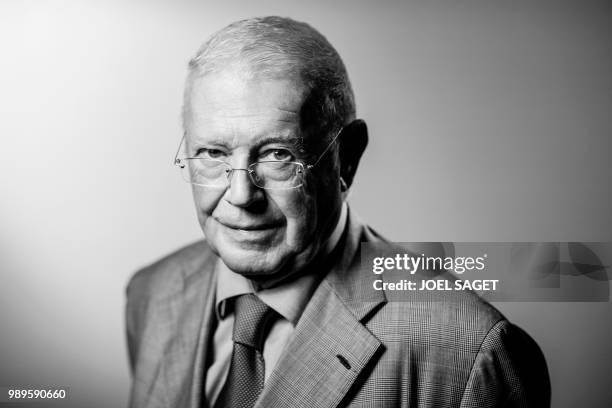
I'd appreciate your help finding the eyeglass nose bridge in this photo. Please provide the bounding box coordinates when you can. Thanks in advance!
[224,166,259,187]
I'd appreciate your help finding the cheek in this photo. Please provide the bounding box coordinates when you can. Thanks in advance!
[274,189,318,246]
[191,187,222,222]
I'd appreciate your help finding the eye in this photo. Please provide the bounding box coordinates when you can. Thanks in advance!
[195,148,226,159]
[261,149,295,162]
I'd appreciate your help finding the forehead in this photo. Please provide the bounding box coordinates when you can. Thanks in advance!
[185,72,306,143]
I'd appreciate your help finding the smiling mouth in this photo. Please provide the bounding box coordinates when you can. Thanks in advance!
[216,219,281,231]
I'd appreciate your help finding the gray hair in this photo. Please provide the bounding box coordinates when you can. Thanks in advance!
[182,16,356,141]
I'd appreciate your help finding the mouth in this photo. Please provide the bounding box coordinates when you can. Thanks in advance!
[214,218,283,246]
[215,218,282,231]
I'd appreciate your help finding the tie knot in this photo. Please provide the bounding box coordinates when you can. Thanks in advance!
[232,294,276,351]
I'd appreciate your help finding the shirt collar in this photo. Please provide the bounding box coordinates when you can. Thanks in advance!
[215,201,348,325]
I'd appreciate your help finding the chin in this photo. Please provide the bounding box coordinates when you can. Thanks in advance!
[218,245,291,278]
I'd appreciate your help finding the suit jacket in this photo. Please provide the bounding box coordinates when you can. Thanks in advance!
[126,211,550,407]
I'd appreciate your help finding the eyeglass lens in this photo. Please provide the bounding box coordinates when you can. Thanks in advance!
[180,159,304,189]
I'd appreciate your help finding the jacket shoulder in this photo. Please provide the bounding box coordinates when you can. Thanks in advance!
[460,319,551,407]
[372,278,506,355]
[126,239,216,302]
[355,225,507,350]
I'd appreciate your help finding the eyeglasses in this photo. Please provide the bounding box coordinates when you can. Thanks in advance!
[173,128,342,190]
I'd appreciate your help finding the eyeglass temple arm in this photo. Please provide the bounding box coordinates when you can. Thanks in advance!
[308,127,343,169]
[174,134,186,166]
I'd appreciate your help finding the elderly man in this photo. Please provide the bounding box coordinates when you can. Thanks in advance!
[126,16,550,408]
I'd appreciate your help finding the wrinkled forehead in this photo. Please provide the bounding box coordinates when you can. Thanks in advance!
[183,70,312,145]
[191,69,304,108]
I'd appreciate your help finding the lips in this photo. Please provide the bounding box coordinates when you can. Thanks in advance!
[215,218,282,231]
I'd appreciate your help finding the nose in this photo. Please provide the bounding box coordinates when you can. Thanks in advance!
[224,168,263,208]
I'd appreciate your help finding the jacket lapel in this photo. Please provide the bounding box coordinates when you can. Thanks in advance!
[188,268,217,408]
[255,280,384,408]
[145,248,218,408]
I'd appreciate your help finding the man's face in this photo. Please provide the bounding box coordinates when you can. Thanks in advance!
[183,71,342,282]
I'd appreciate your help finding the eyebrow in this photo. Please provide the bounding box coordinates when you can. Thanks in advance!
[190,134,304,151]
[252,135,302,149]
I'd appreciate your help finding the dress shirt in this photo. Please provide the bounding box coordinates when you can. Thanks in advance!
[205,202,348,405]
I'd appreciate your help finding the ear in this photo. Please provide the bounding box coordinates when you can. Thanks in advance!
[338,119,368,190]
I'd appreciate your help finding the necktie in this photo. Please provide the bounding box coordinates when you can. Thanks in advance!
[214,294,277,408]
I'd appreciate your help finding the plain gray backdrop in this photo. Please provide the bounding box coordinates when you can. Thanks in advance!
[1,0,611,407]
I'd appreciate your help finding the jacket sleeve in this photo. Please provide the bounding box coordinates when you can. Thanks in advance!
[460,320,551,408]
[125,270,149,376]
